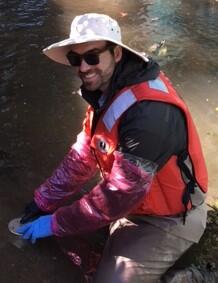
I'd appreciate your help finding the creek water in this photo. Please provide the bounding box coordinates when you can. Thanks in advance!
[0,0,218,282]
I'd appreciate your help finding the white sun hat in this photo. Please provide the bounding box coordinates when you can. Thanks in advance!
[43,13,149,65]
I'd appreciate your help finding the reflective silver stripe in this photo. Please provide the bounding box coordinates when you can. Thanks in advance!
[103,89,137,131]
[148,77,168,93]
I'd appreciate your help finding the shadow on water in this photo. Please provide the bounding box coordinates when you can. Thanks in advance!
[0,1,85,282]
[0,0,218,282]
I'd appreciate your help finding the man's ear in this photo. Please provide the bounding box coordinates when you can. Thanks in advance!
[114,46,123,63]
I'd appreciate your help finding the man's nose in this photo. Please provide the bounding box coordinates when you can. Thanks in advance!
[79,59,91,72]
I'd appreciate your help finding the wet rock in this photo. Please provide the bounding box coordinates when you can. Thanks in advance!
[1,107,11,113]
[0,96,8,105]
[174,205,218,282]
[11,238,29,249]
[0,150,21,174]
[195,206,218,268]
[0,150,11,161]
[163,264,218,283]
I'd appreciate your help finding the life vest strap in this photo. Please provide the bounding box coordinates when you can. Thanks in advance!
[177,151,196,224]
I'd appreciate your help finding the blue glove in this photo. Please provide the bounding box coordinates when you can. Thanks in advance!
[16,215,53,244]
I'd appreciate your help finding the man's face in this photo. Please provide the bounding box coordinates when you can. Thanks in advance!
[71,40,122,92]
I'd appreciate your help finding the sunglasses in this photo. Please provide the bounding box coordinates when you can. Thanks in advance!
[66,44,113,67]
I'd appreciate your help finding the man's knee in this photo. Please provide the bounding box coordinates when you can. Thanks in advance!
[94,256,163,283]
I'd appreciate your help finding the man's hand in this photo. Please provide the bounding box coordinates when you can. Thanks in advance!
[16,215,53,244]
[20,200,46,224]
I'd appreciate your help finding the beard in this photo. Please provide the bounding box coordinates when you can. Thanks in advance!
[79,59,116,92]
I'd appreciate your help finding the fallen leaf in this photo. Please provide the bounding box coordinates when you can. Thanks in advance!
[120,12,128,17]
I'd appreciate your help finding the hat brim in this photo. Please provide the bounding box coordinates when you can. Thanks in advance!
[43,35,149,65]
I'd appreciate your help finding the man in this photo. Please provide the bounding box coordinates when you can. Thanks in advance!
[17,13,208,283]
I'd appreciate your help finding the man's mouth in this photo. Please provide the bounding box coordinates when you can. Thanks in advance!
[81,72,97,81]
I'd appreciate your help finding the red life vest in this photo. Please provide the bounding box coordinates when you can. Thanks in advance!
[83,72,208,216]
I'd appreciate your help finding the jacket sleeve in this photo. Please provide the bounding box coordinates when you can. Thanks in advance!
[34,131,97,212]
[51,151,156,237]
